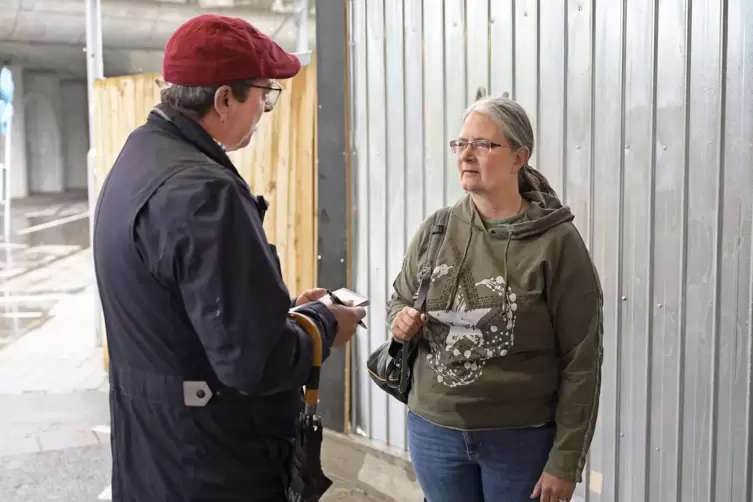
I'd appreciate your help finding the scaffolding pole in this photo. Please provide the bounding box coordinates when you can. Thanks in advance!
[85,0,104,348]
[296,0,309,54]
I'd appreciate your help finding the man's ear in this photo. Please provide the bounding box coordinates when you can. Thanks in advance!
[475,86,488,101]
[213,85,233,117]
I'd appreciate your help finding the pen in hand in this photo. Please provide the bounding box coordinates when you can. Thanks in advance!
[326,289,367,329]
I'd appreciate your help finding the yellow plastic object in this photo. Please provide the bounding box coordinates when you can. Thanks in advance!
[289,311,323,409]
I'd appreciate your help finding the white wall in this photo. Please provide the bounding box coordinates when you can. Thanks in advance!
[24,71,64,193]
[1,70,89,198]
[60,80,89,190]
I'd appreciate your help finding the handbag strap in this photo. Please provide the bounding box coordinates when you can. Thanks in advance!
[400,207,451,393]
[413,207,451,311]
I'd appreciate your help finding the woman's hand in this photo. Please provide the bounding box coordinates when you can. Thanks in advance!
[295,288,328,307]
[391,306,428,341]
[530,472,575,502]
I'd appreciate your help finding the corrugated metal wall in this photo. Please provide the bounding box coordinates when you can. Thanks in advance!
[347,1,753,501]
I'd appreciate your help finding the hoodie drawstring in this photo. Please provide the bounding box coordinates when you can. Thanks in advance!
[502,233,513,311]
[445,210,515,313]
[445,211,475,311]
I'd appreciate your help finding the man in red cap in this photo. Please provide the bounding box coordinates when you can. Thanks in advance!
[93,14,365,501]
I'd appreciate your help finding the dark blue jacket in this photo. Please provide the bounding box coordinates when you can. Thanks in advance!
[93,104,337,501]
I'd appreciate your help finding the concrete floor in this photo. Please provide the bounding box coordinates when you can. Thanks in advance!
[1,192,91,347]
[0,193,385,501]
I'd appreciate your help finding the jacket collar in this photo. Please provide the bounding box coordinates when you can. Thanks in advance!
[148,104,238,174]
[147,104,270,217]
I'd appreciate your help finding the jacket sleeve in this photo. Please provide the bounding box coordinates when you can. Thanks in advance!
[386,217,433,328]
[544,224,604,482]
[162,175,338,396]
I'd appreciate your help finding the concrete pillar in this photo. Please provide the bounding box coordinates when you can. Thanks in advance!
[60,80,90,191]
[24,71,64,194]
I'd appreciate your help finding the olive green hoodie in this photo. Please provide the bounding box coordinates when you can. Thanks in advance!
[387,191,603,483]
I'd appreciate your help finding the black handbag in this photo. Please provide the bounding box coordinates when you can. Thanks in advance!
[366,208,450,404]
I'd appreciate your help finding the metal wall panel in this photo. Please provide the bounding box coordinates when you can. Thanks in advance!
[514,0,539,167]
[444,0,467,205]
[423,2,447,216]
[590,1,627,500]
[538,0,566,196]
[384,0,408,449]
[365,0,389,444]
[350,0,371,438]
[490,1,514,99]
[650,1,689,500]
[347,0,753,500]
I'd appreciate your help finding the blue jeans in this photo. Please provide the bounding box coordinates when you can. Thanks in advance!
[407,412,555,502]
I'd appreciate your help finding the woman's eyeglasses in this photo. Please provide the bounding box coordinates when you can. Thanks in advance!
[449,139,504,155]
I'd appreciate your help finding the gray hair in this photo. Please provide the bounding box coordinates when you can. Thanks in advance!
[159,80,253,118]
[463,87,556,197]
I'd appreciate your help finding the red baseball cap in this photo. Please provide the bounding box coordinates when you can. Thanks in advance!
[163,14,301,86]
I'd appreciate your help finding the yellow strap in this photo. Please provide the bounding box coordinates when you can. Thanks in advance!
[289,311,323,407]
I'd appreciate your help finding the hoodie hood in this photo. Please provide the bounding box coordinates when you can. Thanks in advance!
[455,191,575,239]
[445,191,574,311]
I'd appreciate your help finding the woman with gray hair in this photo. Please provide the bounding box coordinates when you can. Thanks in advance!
[386,90,603,502]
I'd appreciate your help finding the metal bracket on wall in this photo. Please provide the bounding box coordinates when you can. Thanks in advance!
[294,52,313,67]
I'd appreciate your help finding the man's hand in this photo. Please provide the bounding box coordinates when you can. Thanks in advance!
[295,289,365,346]
[295,288,328,307]
[531,472,575,502]
[327,303,367,347]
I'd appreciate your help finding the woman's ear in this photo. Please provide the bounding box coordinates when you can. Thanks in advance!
[475,86,488,101]
[515,146,531,170]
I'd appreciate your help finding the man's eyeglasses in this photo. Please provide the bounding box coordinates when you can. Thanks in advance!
[250,81,283,112]
[449,139,505,155]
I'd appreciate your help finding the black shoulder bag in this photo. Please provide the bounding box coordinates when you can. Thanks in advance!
[366,208,450,404]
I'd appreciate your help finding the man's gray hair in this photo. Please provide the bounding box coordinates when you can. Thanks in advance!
[160,84,218,116]
[159,80,253,117]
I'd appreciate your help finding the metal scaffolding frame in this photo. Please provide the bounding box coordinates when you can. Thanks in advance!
[85,0,104,347]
